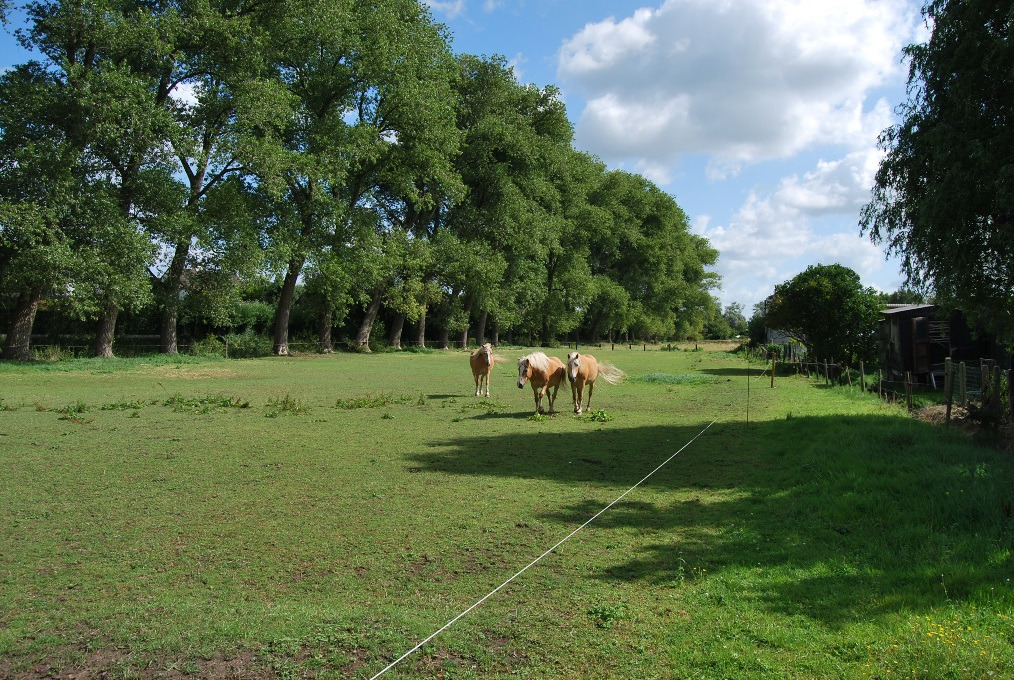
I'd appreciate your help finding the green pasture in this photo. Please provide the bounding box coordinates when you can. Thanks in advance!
[1,345,1012,678]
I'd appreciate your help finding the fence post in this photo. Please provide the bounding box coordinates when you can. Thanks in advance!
[770,352,775,388]
[860,361,866,392]
[1008,368,1013,423]
[846,366,853,388]
[959,362,967,405]
[878,369,882,398]
[224,336,229,360]
[824,360,829,385]
[944,358,953,426]
[993,365,1002,415]
[905,371,913,410]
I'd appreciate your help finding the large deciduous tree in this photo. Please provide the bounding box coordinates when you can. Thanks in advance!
[253,0,460,355]
[861,0,1014,347]
[764,263,882,364]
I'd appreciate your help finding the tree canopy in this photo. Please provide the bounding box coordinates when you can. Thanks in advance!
[1,0,723,358]
[861,0,1014,348]
[763,264,882,364]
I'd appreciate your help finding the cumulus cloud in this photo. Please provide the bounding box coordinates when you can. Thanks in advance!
[558,0,919,172]
[694,148,903,305]
[423,0,467,20]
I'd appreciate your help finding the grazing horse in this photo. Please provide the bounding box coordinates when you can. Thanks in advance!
[469,343,497,397]
[517,351,567,415]
[567,352,625,414]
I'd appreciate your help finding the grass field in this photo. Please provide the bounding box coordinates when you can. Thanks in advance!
[1,343,1012,678]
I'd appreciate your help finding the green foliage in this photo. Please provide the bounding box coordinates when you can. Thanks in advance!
[861,0,1014,347]
[764,264,882,364]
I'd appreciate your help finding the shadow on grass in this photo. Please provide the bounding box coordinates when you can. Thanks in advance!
[410,415,1014,629]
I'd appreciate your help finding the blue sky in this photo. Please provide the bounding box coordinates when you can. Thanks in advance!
[1,1,927,313]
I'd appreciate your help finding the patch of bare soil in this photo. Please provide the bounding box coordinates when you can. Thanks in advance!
[912,404,972,428]
[913,405,1014,453]
[0,649,274,680]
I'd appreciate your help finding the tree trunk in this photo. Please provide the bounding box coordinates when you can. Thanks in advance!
[273,255,306,356]
[492,321,499,347]
[2,288,43,361]
[354,287,383,351]
[416,307,427,347]
[388,312,405,350]
[588,314,604,343]
[159,240,191,354]
[459,298,473,349]
[93,302,119,358]
[318,301,333,354]
[438,323,450,350]
[476,309,488,346]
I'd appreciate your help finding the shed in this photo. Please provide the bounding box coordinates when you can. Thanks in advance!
[879,304,1001,383]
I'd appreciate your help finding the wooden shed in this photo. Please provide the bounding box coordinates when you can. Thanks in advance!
[879,304,1002,383]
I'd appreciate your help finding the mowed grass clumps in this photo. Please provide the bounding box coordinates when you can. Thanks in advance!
[0,346,1011,678]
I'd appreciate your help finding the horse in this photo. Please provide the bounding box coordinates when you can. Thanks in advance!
[517,351,567,415]
[566,352,625,414]
[469,343,498,397]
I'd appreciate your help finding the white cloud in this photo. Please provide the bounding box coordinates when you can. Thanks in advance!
[424,0,467,20]
[558,0,920,172]
[694,148,902,307]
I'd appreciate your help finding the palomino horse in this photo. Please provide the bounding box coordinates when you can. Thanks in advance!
[469,343,497,397]
[517,351,567,415]
[567,352,625,414]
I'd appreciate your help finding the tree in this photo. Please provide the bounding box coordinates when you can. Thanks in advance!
[764,264,882,364]
[861,0,1014,347]
[0,64,79,360]
[723,302,748,336]
[252,0,461,355]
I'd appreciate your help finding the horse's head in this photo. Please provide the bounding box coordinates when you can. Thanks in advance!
[517,357,530,388]
[567,352,580,381]
[482,343,493,366]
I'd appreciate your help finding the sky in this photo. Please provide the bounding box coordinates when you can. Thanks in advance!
[0,0,929,313]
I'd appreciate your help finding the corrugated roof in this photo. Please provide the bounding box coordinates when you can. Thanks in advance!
[881,303,936,315]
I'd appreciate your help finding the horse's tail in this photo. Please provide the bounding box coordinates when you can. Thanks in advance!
[597,362,626,385]
[491,353,508,365]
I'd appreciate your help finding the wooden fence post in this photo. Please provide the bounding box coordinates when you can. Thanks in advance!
[959,362,967,405]
[770,352,775,388]
[944,357,953,426]
[878,369,882,398]
[1008,368,1013,423]
[905,371,913,410]
[993,365,1002,415]
[860,361,866,392]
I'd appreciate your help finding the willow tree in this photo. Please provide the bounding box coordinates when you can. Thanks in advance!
[861,0,1014,346]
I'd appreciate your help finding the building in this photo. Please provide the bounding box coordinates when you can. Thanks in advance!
[879,304,1004,383]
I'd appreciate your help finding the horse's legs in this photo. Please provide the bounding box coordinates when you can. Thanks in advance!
[533,385,543,414]
[547,382,559,414]
[573,379,583,414]
[484,369,491,397]
[474,372,482,397]
[585,381,595,412]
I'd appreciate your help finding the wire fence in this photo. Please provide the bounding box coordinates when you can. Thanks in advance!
[771,353,1012,427]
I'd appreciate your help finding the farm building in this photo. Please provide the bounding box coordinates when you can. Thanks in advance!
[879,304,1006,383]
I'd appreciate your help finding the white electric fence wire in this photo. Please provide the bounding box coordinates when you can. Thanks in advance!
[369,419,717,679]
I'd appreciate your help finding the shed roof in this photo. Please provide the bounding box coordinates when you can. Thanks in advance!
[881,303,936,316]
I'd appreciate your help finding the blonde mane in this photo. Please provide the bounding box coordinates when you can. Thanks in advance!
[521,351,551,374]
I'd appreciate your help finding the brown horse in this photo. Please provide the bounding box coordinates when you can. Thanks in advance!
[567,352,625,414]
[517,351,566,414]
[469,343,497,397]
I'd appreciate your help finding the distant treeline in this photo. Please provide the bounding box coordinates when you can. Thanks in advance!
[0,1,726,359]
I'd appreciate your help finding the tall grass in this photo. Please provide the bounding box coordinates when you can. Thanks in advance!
[0,346,1011,678]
